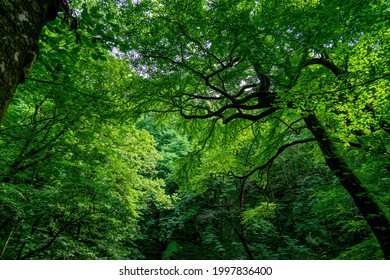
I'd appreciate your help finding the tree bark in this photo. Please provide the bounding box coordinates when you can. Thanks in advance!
[0,0,60,123]
[304,114,390,259]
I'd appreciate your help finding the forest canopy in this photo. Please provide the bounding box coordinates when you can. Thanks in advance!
[0,0,389,260]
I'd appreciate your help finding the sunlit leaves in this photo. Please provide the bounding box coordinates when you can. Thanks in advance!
[242,202,277,224]
[0,16,171,258]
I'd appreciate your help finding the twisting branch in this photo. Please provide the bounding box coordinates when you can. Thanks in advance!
[233,83,258,99]
[289,54,343,89]
[304,57,342,77]
[223,107,278,124]
[19,210,94,260]
[150,54,238,102]
[175,22,225,67]
[189,118,220,157]
[232,138,316,180]
[179,99,278,120]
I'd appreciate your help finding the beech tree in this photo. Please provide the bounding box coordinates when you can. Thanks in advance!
[0,0,77,123]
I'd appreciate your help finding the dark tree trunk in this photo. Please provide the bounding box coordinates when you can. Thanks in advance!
[304,114,390,259]
[224,216,255,260]
[0,0,60,123]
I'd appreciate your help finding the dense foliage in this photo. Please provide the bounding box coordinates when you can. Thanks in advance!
[1,0,389,259]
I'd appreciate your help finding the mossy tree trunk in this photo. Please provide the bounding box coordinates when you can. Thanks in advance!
[304,114,390,259]
[0,0,60,123]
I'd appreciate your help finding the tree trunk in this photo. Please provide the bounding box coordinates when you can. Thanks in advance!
[224,216,255,260]
[0,0,60,123]
[304,114,390,259]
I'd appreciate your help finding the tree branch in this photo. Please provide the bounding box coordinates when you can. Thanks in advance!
[223,107,278,124]
[19,211,93,260]
[304,57,342,77]
[233,137,316,179]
